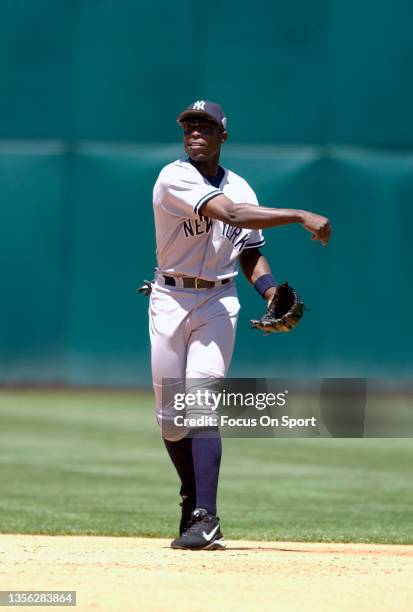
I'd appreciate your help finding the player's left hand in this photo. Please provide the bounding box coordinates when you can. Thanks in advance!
[300,211,332,246]
[251,282,305,334]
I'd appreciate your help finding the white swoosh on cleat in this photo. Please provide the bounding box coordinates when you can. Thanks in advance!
[203,524,220,542]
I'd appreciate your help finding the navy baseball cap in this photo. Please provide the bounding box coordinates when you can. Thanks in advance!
[177,100,227,130]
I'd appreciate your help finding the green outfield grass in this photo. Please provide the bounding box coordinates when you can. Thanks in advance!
[0,390,411,543]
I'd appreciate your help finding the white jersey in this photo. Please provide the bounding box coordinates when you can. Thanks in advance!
[153,159,265,281]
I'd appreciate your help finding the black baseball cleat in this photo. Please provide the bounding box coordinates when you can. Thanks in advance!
[171,508,226,550]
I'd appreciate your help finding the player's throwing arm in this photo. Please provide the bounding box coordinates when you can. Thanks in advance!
[200,190,331,334]
[201,197,332,246]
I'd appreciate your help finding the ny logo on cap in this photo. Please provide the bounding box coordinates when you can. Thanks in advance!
[193,100,206,110]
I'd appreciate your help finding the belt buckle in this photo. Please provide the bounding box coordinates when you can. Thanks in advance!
[195,278,200,289]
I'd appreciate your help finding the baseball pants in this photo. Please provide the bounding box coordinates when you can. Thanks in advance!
[149,277,240,441]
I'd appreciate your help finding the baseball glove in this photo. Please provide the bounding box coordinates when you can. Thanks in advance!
[250,282,305,333]
[136,279,153,296]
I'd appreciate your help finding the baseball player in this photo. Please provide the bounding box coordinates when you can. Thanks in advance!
[147,100,331,550]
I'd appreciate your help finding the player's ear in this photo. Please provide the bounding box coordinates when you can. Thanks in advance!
[221,130,228,143]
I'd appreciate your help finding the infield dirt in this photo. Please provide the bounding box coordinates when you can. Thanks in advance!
[0,535,412,611]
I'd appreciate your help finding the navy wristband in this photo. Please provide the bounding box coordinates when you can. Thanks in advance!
[254,274,276,297]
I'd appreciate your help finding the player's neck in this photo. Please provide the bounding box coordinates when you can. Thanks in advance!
[189,158,220,178]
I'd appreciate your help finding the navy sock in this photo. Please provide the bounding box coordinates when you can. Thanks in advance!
[191,431,222,516]
[163,437,196,501]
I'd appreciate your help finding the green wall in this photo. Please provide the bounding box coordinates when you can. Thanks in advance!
[1,0,412,384]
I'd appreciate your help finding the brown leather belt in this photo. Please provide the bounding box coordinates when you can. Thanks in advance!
[163,275,230,289]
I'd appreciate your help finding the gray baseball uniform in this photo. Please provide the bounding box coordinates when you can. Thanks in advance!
[150,158,264,440]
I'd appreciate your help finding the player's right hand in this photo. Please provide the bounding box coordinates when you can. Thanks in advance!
[300,211,332,246]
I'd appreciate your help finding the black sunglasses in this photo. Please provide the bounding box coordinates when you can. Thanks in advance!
[182,121,220,136]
